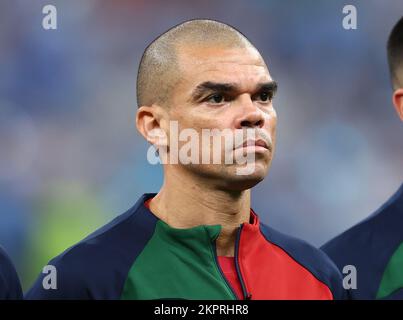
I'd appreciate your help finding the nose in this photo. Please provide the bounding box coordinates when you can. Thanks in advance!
[234,94,265,129]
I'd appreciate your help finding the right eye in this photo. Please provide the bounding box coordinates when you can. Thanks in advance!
[206,94,225,104]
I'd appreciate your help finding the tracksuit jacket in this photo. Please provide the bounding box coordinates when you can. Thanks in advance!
[0,246,23,299]
[322,183,403,299]
[26,193,346,300]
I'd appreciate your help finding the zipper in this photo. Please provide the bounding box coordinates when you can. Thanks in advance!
[211,241,239,300]
[234,224,252,300]
[211,224,252,300]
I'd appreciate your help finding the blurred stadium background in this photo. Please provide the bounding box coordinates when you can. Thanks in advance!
[0,0,402,291]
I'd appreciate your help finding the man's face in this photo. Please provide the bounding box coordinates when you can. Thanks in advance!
[164,45,277,191]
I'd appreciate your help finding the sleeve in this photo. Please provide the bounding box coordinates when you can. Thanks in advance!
[25,252,92,300]
[0,246,23,300]
[24,241,125,300]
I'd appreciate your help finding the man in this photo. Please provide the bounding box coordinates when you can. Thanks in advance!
[27,19,345,300]
[322,16,403,300]
[0,246,23,299]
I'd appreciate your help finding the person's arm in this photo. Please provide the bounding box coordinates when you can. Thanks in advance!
[0,246,23,300]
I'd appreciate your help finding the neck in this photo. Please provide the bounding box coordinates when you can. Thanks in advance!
[149,166,251,257]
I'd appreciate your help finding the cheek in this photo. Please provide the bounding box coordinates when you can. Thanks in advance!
[271,115,277,134]
[168,108,196,132]
[271,117,278,146]
[184,113,229,131]
[265,108,277,131]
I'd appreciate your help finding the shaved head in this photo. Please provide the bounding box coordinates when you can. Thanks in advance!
[136,19,259,107]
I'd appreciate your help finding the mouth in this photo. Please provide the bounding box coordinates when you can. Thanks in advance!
[234,138,271,152]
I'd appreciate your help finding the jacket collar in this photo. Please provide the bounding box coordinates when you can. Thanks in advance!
[137,193,261,242]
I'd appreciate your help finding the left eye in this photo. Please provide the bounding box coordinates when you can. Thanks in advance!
[207,94,225,104]
[259,92,271,102]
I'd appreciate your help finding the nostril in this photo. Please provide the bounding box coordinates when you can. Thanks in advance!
[240,120,249,127]
[240,119,264,127]
[256,119,264,127]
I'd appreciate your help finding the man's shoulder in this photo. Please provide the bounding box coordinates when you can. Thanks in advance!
[0,246,14,276]
[26,193,158,299]
[0,246,23,299]
[321,184,403,267]
[259,223,342,278]
[320,217,373,264]
[51,193,158,268]
[259,222,346,299]
[320,185,403,299]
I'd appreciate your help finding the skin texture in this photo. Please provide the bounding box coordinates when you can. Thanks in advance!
[392,87,403,121]
[136,44,277,257]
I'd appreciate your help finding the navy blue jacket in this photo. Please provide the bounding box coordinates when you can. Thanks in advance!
[322,184,403,299]
[0,246,23,299]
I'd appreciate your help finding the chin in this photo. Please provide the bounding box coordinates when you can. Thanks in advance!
[186,160,270,190]
[223,175,266,191]
[222,165,268,191]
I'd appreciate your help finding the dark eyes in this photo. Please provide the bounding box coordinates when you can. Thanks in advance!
[205,92,273,104]
[259,92,272,102]
[207,94,225,104]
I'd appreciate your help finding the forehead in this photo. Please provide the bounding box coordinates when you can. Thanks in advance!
[176,45,272,88]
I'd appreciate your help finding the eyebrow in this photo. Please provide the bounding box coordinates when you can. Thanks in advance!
[189,80,278,102]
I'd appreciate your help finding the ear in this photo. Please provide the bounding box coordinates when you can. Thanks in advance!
[136,105,168,148]
[392,88,403,121]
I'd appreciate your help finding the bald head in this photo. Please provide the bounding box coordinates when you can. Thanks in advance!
[136,19,258,108]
